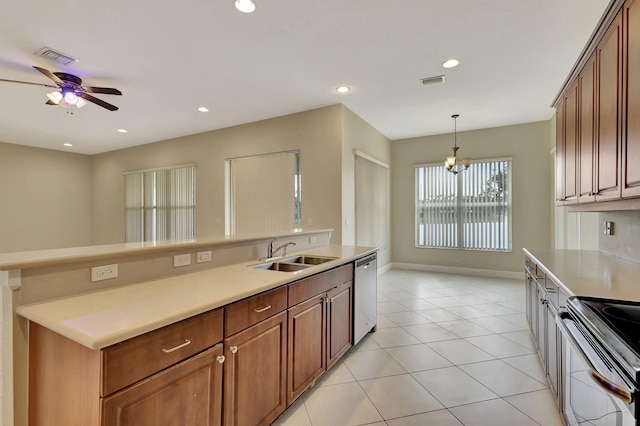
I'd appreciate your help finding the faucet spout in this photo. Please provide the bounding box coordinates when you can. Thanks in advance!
[273,241,296,257]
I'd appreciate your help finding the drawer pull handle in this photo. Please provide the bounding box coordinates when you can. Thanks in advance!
[162,339,191,353]
[254,304,272,313]
[217,355,226,364]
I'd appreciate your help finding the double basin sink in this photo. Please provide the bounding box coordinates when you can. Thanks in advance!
[250,255,337,272]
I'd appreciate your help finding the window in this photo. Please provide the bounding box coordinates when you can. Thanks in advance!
[415,158,512,251]
[124,164,196,242]
[226,151,301,235]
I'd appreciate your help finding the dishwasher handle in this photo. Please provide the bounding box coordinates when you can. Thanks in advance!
[556,312,634,405]
[356,254,377,268]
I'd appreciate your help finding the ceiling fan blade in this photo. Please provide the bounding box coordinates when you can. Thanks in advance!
[77,92,119,111]
[33,66,63,84]
[0,77,57,88]
[81,86,122,95]
[45,100,57,105]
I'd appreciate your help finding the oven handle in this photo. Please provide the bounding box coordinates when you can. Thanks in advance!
[556,312,634,405]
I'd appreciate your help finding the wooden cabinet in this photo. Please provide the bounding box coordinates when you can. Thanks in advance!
[287,294,325,404]
[554,0,640,207]
[326,281,353,369]
[578,52,597,203]
[103,344,224,426]
[223,311,287,426]
[29,308,224,426]
[286,264,354,404]
[595,13,623,201]
[623,0,640,197]
[555,101,566,205]
[525,256,563,409]
[563,82,579,204]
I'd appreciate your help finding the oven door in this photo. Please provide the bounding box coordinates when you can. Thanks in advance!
[557,312,637,426]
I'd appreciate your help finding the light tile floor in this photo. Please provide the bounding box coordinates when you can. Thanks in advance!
[274,269,563,426]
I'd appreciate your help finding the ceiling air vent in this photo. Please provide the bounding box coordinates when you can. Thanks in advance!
[420,75,445,86]
[35,47,79,66]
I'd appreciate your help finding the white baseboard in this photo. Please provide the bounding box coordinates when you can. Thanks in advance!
[377,263,392,276]
[390,262,523,281]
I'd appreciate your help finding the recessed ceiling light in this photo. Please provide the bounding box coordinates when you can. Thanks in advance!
[117,129,128,133]
[335,85,351,94]
[442,58,460,69]
[235,0,255,13]
[63,143,73,147]
[198,107,210,113]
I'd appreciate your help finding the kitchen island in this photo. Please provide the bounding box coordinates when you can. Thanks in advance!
[0,229,376,426]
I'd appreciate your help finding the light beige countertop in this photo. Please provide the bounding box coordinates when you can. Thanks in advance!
[17,245,375,350]
[0,228,332,270]
[523,248,640,303]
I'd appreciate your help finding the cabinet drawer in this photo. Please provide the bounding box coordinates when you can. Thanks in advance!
[224,285,288,337]
[101,308,223,396]
[288,264,354,307]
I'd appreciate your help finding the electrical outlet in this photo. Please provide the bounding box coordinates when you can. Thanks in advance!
[604,221,614,235]
[91,264,118,282]
[173,254,191,267]
[197,251,212,263]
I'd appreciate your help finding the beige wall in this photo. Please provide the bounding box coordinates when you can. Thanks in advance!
[391,120,552,273]
[341,107,391,266]
[0,142,92,253]
[91,105,345,245]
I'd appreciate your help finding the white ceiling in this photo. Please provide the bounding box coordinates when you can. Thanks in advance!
[0,0,609,155]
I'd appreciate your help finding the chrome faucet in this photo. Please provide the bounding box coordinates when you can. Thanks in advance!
[267,238,296,258]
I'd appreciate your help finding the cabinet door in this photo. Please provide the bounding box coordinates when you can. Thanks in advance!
[563,82,579,204]
[326,281,353,370]
[595,14,623,201]
[546,302,561,406]
[623,0,640,197]
[555,102,566,205]
[102,344,224,426]
[287,294,326,405]
[536,284,547,370]
[578,52,597,203]
[224,311,287,426]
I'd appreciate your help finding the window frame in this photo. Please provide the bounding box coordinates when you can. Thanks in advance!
[414,157,512,252]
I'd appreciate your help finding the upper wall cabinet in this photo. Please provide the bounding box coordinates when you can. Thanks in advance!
[555,0,640,209]
[595,13,623,202]
[578,53,597,203]
[623,0,640,197]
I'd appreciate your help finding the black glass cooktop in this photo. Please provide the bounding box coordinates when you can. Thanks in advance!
[582,298,640,358]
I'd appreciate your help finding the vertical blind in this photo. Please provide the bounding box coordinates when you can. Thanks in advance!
[125,165,196,242]
[228,151,300,235]
[355,151,388,249]
[415,158,511,251]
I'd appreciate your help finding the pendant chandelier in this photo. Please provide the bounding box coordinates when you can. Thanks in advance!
[444,114,470,174]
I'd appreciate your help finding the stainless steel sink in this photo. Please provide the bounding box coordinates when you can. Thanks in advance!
[250,262,311,272]
[279,255,337,265]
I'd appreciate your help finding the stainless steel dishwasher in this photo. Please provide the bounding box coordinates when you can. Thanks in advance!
[354,253,377,345]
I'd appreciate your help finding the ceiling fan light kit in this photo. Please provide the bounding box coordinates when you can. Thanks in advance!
[0,65,122,112]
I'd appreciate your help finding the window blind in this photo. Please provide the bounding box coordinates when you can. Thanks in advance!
[125,165,196,242]
[355,151,388,249]
[416,159,511,251]
[227,151,300,235]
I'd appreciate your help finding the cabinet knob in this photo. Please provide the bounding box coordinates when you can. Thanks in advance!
[230,346,238,354]
[217,355,226,364]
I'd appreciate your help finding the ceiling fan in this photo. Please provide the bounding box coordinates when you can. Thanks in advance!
[0,66,122,111]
